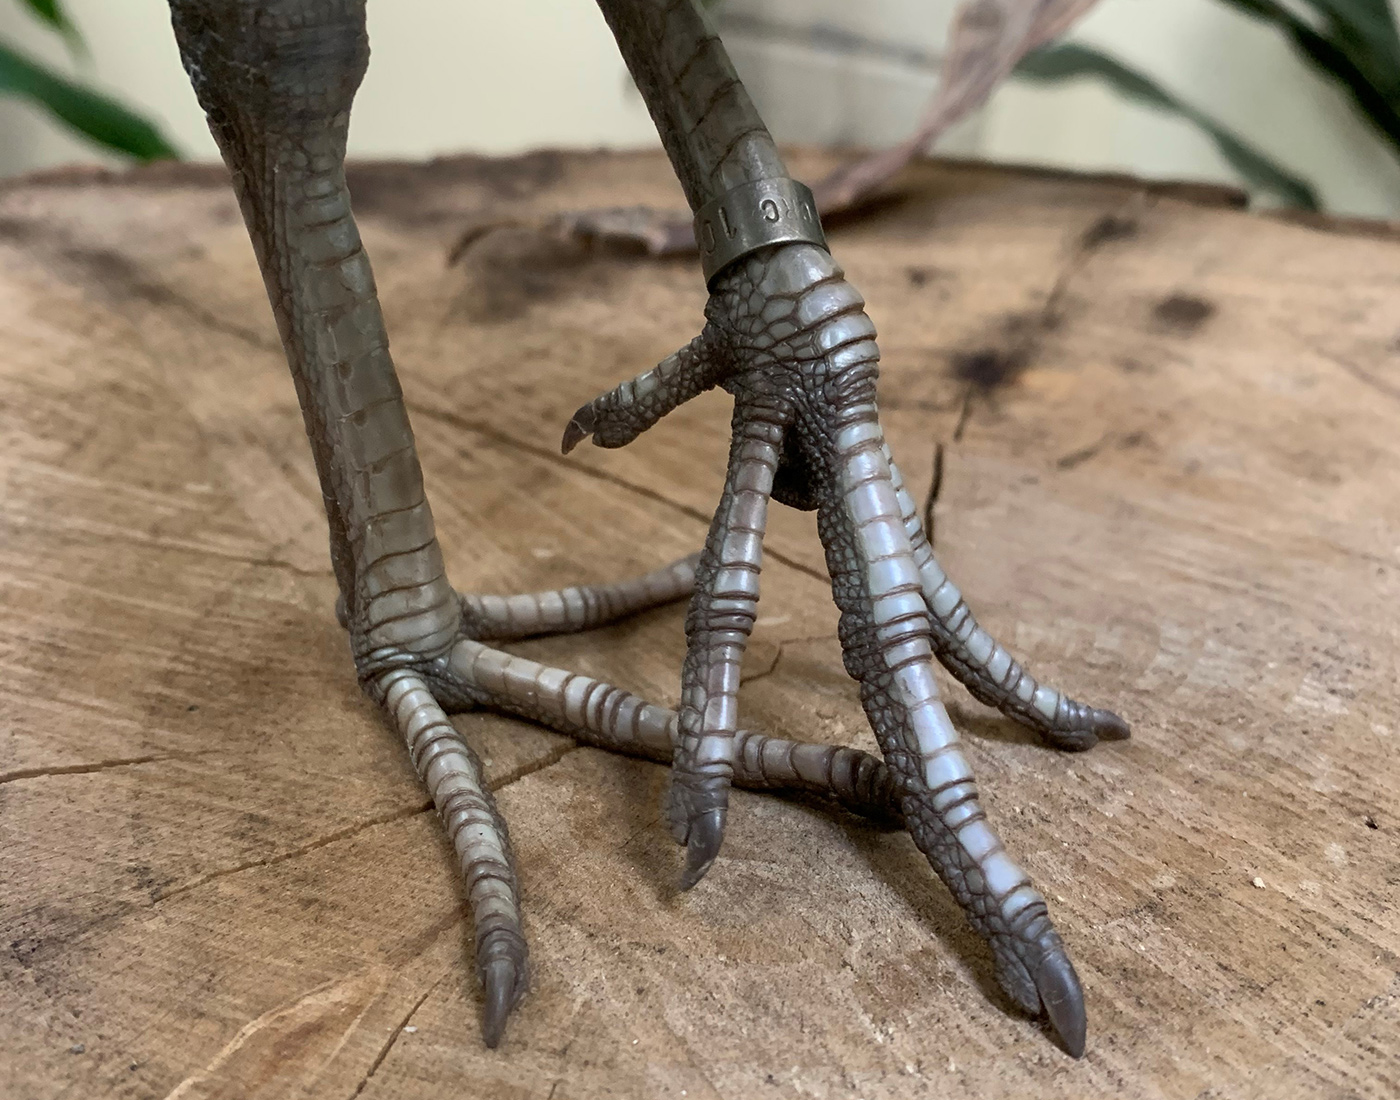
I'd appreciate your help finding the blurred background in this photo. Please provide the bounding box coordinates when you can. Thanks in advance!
[2,0,1398,217]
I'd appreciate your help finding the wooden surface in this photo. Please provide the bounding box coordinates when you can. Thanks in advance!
[2,150,1398,1100]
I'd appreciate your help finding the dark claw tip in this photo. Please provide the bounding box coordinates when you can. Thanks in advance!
[1092,708,1131,742]
[560,405,595,454]
[480,957,519,1049]
[678,808,725,891]
[1033,948,1087,1058]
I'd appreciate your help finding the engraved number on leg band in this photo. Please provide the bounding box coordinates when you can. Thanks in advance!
[694,178,828,284]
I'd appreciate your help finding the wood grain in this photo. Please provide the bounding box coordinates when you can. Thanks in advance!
[1,150,1397,1100]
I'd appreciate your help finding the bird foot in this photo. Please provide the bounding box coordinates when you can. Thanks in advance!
[359,552,908,1047]
[562,240,1128,1055]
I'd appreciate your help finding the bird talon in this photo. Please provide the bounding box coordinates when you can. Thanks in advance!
[678,807,726,890]
[560,406,594,454]
[480,956,523,1049]
[1032,943,1088,1059]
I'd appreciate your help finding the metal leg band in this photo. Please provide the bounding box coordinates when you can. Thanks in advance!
[694,177,829,285]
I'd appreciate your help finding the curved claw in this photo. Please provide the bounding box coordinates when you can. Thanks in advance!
[561,332,723,457]
[1044,706,1131,753]
[1032,945,1087,1058]
[560,404,595,454]
[1089,707,1131,742]
[480,956,521,1049]
[678,807,725,890]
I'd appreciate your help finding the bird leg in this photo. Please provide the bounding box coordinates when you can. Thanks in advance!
[166,0,913,1050]
[568,0,1132,1056]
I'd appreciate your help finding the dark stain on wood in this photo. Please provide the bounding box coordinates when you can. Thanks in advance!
[951,344,1030,391]
[1153,293,1216,332]
[1080,214,1138,251]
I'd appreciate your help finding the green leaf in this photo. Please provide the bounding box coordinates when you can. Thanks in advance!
[18,0,74,35]
[1015,42,1320,209]
[0,38,179,161]
[1303,0,1400,71]
[1292,0,1400,112]
[17,0,85,58]
[1213,0,1400,154]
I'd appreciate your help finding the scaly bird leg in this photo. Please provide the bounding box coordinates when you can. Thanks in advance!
[373,563,906,1044]
[459,552,698,641]
[671,415,783,885]
[167,0,916,1050]
[167,0,531,1044]
[445,636,906,827]
[573,0,1131,1056]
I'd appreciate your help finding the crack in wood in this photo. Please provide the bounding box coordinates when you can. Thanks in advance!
[349,972,448,1099]
[740,633,837,686]
[921,441,945,547]
[487,740,582,792]
[0,750,217,786]
[152,800,435,904]
[1297,331,1400,405]
[1057,432,1113,470]
[144,737,583,907]
[949,199,1143,444]
[406,401,829,586]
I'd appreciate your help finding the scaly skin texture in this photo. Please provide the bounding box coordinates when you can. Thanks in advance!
[166,0,1126,1055]
[168,0,526,1044]
[592,0,787,209]
[574,0,1128,1055]
[566,243,1122,1055]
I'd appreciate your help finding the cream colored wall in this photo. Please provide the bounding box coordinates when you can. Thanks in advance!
[720,0,986,154]
[982,0,1400,216]
[717,0,1400,217]
[0,0,659,173]
[1,0,1397,218]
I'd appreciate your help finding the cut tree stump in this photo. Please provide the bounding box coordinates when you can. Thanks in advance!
[1,150,1397,1100]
